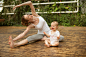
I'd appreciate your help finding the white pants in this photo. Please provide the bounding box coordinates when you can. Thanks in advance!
[26,34,64,42]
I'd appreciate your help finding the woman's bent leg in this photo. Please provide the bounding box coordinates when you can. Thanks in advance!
[59,35,64,41]
[26,34,44,42]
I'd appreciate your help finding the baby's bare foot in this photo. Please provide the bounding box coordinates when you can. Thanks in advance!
[44,44,50,48]
[9,36,14,48]
[46,45,50,48]
[44,44,47,46]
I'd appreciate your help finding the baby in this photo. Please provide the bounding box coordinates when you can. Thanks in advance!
[43,21,60,47]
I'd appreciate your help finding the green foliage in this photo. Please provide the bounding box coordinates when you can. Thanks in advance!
[40,13,86,26]
[0,0,86,26]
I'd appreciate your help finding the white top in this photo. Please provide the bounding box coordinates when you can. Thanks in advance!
[49,30,60,44]
[33,16,50,34]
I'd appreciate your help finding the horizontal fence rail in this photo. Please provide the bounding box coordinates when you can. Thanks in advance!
[1,0,79,15]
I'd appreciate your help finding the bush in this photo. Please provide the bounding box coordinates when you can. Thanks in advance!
[0,0,86,26]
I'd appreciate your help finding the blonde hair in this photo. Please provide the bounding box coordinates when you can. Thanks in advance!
[52,21,58,26]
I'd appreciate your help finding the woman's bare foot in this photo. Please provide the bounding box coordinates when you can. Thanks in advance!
[8,36,11,45]
[9,36,14,48]
[41,36,47,40]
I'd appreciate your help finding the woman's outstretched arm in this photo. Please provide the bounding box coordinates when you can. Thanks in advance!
[13,1,32,9]
[13,24,34,41]
[13,1,39,17]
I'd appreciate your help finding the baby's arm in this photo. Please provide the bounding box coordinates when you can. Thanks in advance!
[43,32,50,37]
[56,31,60,40]
[57,35,60,40]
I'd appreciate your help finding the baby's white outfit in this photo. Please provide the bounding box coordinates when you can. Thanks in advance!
[49,30,60,44]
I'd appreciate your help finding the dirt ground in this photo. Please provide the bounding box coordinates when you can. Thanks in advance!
[0,26,86,57]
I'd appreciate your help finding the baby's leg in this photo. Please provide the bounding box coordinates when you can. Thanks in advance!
[51,42,59,47]
[44,39,50,47]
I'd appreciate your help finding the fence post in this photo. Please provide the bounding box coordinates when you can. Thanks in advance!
[80,0,86,14]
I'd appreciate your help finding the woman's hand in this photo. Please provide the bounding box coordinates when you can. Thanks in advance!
[13,6,17,10]
[13,1,31,10]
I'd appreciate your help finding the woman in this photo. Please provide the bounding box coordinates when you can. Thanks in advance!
[9,1,64,48]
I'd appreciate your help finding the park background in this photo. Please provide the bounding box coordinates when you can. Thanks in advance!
[0,0,86,26]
